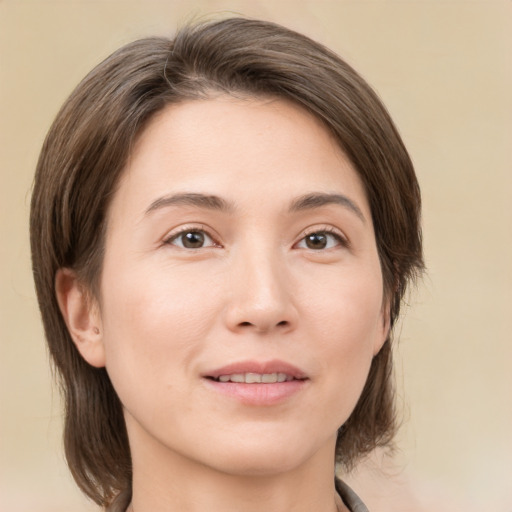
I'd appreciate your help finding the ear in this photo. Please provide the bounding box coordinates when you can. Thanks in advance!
[55,268,106,368]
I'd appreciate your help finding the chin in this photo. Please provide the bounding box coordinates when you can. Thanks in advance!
[195,430,331,478]
[212,451,306,478]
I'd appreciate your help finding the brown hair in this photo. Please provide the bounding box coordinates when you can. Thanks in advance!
[30,17,423,507]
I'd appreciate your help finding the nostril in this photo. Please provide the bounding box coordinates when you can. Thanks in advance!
[237,320,289,329]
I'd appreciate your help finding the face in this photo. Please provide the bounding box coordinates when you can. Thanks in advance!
[80,96,388,476]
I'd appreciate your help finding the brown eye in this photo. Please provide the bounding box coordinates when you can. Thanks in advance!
[297,231,344,250]
[305,233,328,249]
[168,230,214,249]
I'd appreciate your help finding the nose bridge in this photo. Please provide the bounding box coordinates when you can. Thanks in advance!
[225,237,297,333]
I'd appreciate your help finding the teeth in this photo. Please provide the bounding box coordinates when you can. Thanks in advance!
[261,373,276,383]
[216,372,294,383]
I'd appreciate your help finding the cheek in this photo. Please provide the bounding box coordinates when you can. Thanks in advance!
[97,260,222,400]
[300,262,384,393]
[303,260,384,340]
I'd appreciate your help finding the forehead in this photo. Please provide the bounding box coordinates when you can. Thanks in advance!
[109,95,370,223]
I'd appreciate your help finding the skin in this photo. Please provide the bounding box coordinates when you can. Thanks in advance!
[57,95,389,512]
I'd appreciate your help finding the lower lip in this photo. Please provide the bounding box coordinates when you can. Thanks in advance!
[203,379,307,406]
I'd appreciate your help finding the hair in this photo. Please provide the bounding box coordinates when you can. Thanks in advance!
[30,16,423,508]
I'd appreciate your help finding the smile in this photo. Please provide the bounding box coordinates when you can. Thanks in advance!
[214,373,297,383]
[202,360,309,405]
[203,359,308,381]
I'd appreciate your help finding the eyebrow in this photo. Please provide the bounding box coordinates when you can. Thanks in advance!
[289,193,366,222]
[145,191,365,222]
[145,192,234,215]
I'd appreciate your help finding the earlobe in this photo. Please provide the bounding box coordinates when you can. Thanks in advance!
[55,268,106,368]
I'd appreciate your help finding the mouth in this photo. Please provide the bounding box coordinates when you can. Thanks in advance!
[202,360,309,405]
[203,360,308,382]
[209,372,303,384]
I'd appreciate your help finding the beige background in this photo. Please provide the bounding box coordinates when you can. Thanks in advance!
[1,1,511,511]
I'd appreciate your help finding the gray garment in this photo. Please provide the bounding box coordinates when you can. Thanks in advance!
[108,479,369,512]
[336,478,370,512]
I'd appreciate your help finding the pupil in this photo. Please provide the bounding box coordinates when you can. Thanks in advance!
[183,231,204,248]
[306,233,327,249]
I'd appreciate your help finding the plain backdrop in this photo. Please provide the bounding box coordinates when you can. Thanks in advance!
[1,1,511,511]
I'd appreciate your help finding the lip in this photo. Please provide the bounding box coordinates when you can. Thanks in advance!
[201,359,309,406]
[202,359,308,380]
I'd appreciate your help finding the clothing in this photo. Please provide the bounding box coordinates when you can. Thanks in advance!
[108,479,369,512]
[336,478,370,512]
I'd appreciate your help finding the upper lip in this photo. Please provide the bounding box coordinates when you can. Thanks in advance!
[202,359,308,380]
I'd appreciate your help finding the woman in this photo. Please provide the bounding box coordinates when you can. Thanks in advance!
[30,17,423,512]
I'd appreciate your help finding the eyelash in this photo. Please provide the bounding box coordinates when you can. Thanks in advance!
[295,227,348,251]
[164,225,220,249]
[163,226,348,250]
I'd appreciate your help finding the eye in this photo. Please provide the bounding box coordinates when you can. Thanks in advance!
[166,229,217,249]
[296,230,346,250]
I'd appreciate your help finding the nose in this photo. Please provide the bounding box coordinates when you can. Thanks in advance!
[223,246,298,335]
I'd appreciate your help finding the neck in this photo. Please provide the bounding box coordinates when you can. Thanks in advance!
[128,475,345,512]
[126,423,346,512]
